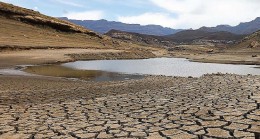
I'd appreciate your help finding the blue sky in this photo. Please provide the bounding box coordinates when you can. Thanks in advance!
[2,0,260,29]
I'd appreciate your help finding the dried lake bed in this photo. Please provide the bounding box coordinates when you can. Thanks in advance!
[0,58,260,139]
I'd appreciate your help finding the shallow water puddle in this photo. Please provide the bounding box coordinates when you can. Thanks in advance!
[24,65,144,81]
[62,58,260,77]
[18,58,260,81]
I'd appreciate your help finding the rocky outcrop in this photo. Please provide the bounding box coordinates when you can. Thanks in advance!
[248,41,260,48]
[0,2,101,38]
[236,30,260,48]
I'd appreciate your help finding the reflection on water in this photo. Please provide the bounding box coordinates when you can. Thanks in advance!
[63,58,260,77]
[24,65,144,81]
[24,58,260,81]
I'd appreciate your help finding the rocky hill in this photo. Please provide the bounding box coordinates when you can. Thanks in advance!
[165,30,245,43]
[60,17,182,36]
[198,17,260,35]
[106,29,245,47]
[234,30,260,49]
[105,29,176,47]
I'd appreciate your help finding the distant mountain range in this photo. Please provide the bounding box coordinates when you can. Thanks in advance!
[60,17,260,36]
[59,17,182,36]
[198,17,260,35]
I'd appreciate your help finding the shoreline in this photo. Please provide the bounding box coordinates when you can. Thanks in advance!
[1,56,259,81]
[0,48,259,82]
[0,48,260,138]
[1,47,260,69]
[172,52,260,66]
[0,73,260,138]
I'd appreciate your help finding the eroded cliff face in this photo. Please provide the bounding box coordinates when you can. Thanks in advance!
[0,2,101,38]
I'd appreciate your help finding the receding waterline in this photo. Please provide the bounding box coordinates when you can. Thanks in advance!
[62,58,260,77]
[23,65,143,82]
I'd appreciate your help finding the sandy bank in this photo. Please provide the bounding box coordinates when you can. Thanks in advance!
[0,48,156,69]
[172,51,260,66]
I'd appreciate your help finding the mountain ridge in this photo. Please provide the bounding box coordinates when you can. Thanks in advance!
[61,17,260,36]
[198,17,260,35]
[59,17,182,36]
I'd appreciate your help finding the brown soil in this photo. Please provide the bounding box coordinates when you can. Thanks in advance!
[0,49,119,68]
[0,74,260,138]
[169,44,260,65]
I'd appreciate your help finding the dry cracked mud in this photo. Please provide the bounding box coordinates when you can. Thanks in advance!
[0,74,260,139]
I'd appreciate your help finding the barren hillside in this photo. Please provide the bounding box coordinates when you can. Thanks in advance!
[237,30,260,48]
[0,2,120,50]
[225,30,260,53]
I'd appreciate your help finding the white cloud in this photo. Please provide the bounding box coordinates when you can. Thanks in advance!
[119,0,260,29]
[64,11,104,20]
[118,13,176,27]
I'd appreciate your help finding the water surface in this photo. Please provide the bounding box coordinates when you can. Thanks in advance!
[24,65,143,81]
[63,58,260,77]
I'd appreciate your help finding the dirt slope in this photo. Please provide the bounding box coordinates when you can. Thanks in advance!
[0,2,121,50]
